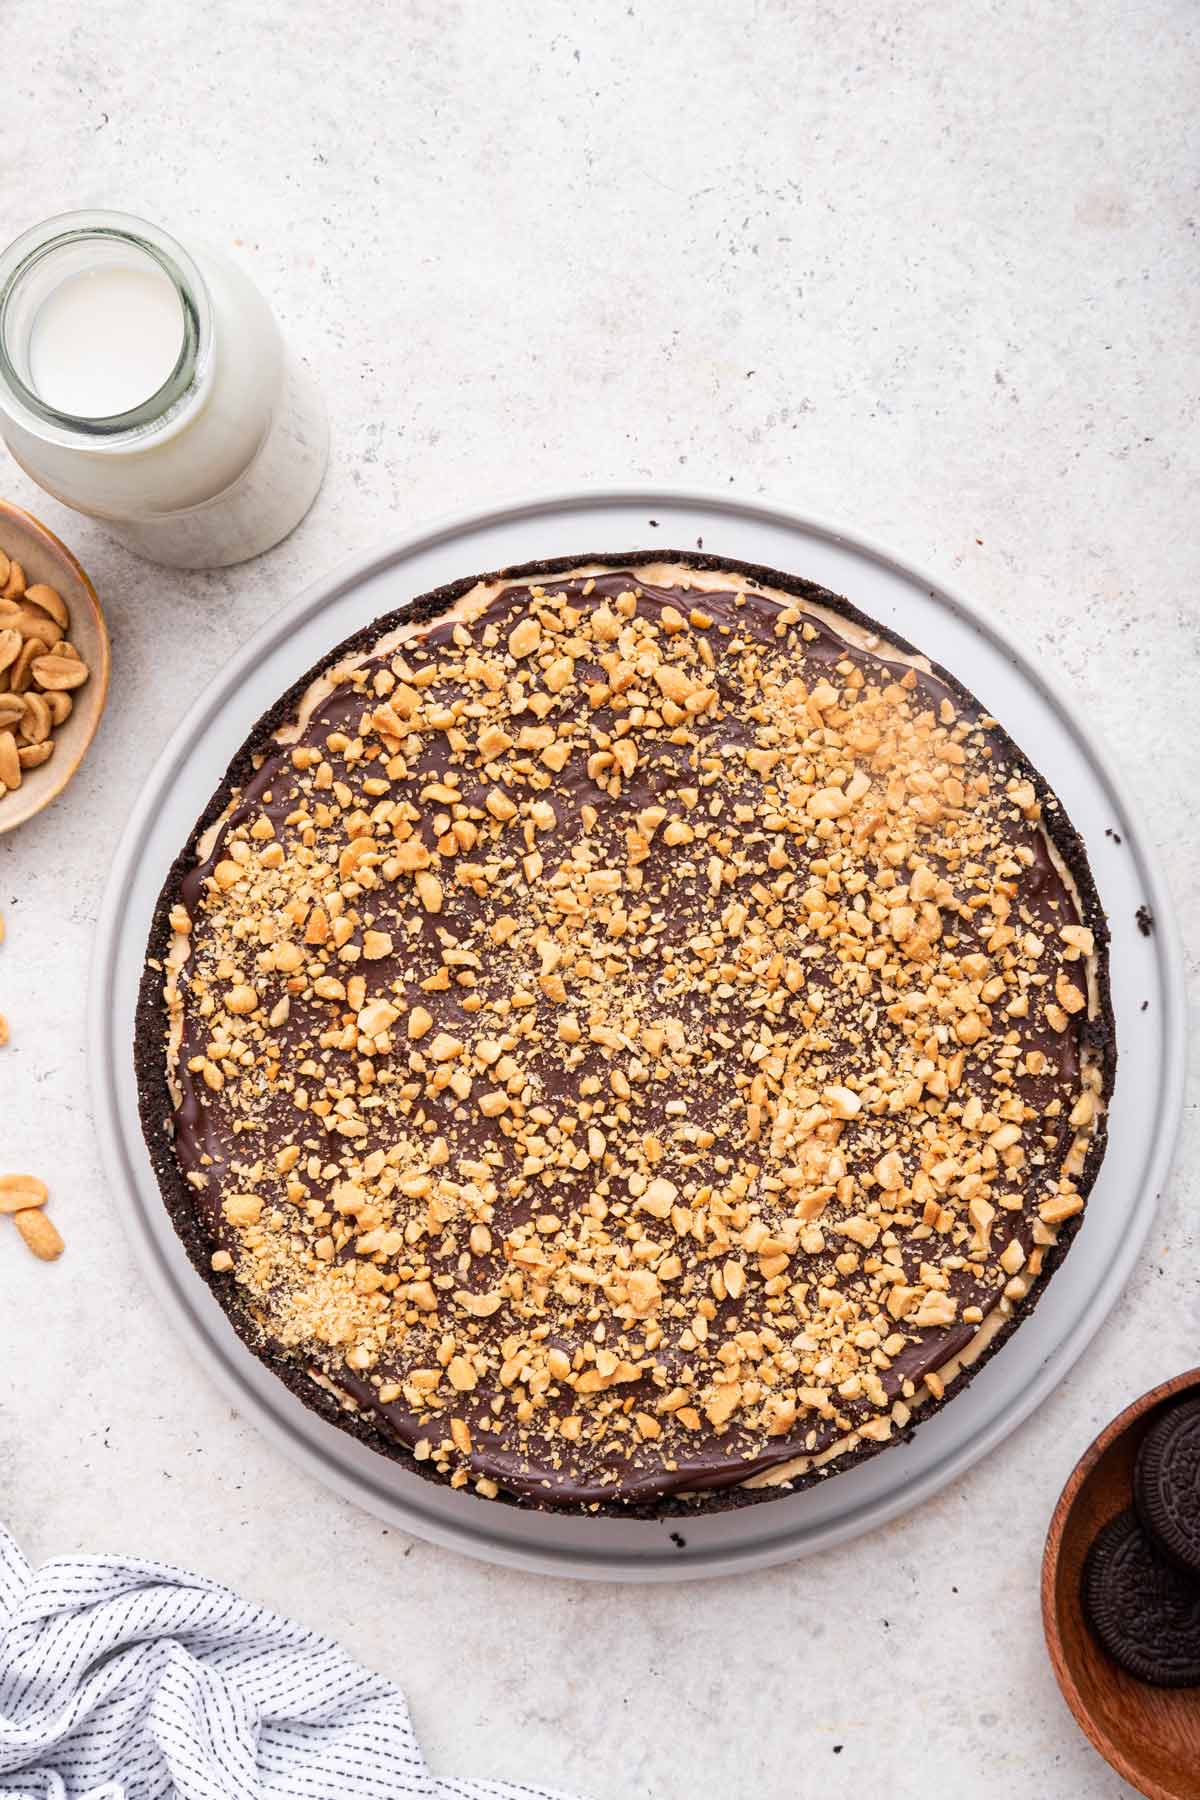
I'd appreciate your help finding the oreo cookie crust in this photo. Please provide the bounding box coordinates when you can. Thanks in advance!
[1083,1509,1200,1687]
[1136,1400,1200,1578]
[136,553,1115,1515]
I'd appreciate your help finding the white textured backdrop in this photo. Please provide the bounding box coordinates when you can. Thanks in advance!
[1,2,1198,1795]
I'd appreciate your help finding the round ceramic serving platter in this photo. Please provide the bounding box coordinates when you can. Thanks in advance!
[90,488,1185,1582]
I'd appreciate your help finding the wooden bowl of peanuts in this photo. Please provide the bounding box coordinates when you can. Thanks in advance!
[0,499,109,834]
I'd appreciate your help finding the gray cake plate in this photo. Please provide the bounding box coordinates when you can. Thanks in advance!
[90,488,1185,1582]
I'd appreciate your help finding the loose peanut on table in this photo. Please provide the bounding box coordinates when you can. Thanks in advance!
[13,1208,64,1261]
[1,1174,64,1260]
[0,1173,48,1212]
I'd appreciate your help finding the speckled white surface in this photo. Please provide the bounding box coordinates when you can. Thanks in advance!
[1,3,1197,1795]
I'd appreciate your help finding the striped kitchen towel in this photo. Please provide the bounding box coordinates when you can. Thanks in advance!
[0,1523,583,1800]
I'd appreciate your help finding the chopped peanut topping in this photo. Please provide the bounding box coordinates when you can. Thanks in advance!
[163,564,1104,1504]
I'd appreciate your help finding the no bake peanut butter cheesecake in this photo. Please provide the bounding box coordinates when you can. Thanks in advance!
[138,553,1114,1514]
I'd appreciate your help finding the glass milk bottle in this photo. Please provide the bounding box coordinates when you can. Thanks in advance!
[0,211,328,568]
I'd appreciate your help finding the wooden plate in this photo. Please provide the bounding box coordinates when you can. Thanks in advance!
[0,499,109,834]
[1043,1370,1200,1798]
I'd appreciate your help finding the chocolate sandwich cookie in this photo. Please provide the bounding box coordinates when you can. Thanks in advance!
[1135,1398,1200,1577]
[1082,1508,1200,1688]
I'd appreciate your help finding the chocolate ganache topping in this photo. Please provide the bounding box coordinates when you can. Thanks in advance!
[150,557,1110,1510]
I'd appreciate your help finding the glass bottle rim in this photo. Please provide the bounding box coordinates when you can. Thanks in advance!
[0,210,212,448]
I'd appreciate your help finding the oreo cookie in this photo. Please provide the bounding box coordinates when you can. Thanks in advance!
[1082,1508,1200,1687]
[1135,1398,1200,1577]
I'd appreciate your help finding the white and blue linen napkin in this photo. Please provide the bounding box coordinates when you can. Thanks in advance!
[0,1523,583,1800]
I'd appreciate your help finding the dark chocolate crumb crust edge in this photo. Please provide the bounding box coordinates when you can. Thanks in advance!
[134,549,1118,1520]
